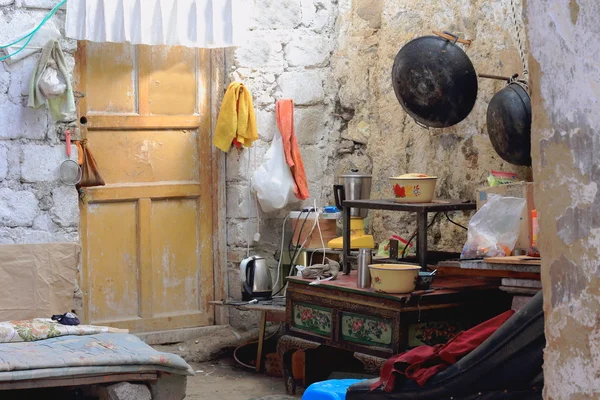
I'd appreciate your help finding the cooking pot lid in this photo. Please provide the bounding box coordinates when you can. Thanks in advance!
[338,168,372,179]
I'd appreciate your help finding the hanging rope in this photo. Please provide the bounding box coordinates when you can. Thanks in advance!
[509,0,529,85]
[0,0,67,62]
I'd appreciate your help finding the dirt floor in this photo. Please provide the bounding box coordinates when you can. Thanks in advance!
[186,357,301,400]
[1,358,300,400]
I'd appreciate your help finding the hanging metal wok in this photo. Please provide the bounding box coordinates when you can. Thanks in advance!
[483,74,532,167]
[392,31,478,128]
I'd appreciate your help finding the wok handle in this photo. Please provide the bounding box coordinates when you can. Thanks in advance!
[433,31,472,46]
[479,73,528,89]
[479,73,513,82]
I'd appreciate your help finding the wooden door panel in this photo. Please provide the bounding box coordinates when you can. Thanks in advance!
[150,198,202,316]
[87,202,140,323]
[87,129,200,184]
[146,45,198,115]
[86,42,136,114]
[78,41,215,333]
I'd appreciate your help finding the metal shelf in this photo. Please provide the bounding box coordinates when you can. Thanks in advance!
[340,199,476,274]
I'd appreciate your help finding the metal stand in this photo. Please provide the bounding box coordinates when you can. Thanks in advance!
[341,199,476,273]
[417,210,428,269]
[342,203,352,274]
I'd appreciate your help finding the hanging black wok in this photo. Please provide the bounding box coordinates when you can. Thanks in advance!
[485,78,532,167]
[392,32,478,128]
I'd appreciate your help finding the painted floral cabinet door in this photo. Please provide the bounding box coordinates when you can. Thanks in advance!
[292,303,333,337]
[340,312,393,348]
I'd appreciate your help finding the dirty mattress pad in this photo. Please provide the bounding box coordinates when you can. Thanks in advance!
[0,333,194,382]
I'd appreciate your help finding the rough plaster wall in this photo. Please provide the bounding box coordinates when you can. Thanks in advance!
[525,1,600,398]
[331,0,531,250]
[0,0,79,245]
[226,0,339,329]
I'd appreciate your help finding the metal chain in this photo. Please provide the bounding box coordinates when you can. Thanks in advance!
[510,0,529,84]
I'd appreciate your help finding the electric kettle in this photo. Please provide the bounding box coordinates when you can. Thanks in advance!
[240,256,272,301]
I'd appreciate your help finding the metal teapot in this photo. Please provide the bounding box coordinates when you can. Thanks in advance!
[240,256,272,301]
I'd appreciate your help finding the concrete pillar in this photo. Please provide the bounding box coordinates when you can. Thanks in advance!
[525,0,600,398]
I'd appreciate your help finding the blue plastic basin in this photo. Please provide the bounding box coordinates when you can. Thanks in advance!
[302,379,365,400]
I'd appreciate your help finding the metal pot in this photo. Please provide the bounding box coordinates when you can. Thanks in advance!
[333,169,372,218]
[240,255,272,301]
[486,80,532,166]
[392,32,478,128]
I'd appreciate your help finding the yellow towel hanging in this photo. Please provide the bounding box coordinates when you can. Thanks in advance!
[213,82,258,152]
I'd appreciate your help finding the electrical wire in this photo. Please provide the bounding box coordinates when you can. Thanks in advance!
[246,150,252,258]
[400,213,441,258]
[399,212,468,258]
[444,212,468,230]
[233,322,284,370]
[251,147,261,238]
[271,211,307,297]
[309,201,327,267]
[272,214,290,290]
[272,209,320,297]
[283,211,319,295]
[282,215,320,295]
[286,211,304,266]
[292,213,320,266]
[0,0,67,62]
[315,200,327,264]
[287,211,310,269]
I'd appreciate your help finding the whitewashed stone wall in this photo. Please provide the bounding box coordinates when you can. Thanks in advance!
[0,1,79,244]
[225,0,341,328]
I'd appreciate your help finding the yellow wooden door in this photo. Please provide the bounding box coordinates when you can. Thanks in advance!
[76,42,215,332]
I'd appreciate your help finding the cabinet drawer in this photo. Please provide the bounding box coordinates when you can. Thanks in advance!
[408,321,464,347]
[292,303,333,337]
[340,312,393,348]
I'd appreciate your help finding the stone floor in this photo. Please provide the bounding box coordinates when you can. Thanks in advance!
[187,357,300,400]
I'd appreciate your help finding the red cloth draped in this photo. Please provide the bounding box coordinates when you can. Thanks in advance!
[373,310,515,392]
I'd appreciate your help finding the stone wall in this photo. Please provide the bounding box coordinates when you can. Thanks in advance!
[2,0,534,334]
[525,0,600,398]
[225,0,340,327]
[331,0,530,250]
[226,0,529,328]
[0,1,79,245]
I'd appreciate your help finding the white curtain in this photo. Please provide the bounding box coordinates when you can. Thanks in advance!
[65,0,249,48]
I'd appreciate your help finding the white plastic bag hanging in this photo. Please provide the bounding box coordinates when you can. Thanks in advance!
[252,131,296,213]
[460,194,526,259]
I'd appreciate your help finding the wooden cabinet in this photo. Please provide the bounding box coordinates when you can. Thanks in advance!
[278,272,511,393]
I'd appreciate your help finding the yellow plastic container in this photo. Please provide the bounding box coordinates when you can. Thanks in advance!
[389,173,438,203]
[368,264,421,293]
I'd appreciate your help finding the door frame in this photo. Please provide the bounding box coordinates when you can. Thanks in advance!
[74,41,228,326]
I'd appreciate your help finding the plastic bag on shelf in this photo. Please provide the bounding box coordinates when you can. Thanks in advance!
[460,194,526,259]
